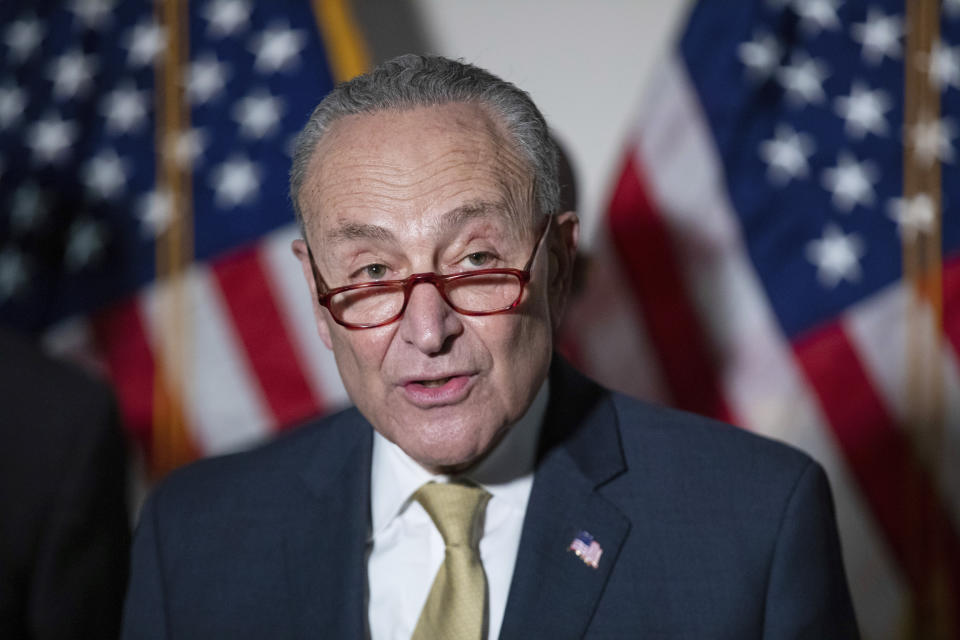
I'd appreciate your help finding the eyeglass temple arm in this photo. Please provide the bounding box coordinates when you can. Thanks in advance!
[305,243,331,297]
[522,214,553,271]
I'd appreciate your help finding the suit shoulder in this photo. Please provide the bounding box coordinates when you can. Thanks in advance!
[609,392,816,492]
[0,330,116,432]
[148,406,366,515]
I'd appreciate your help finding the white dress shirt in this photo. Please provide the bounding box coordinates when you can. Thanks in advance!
[367,381,548,640]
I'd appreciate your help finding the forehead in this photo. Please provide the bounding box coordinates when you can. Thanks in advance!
[298,103,534,241]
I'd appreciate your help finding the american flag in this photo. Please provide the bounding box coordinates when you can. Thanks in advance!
[0,1,363,469]
[560,0,959,637]
[568,530,603,569]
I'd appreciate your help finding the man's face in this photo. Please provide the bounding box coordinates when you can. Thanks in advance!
[293,102,577,473]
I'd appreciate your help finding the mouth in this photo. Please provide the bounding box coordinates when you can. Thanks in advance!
[400,373,474,406]
[416,376,454,388]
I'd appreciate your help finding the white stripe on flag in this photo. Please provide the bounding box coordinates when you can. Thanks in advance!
[636,54,908,638]
[261,225,350,410]
[562,230,669,403]
[844,284,960,533]
[140,266,272,455]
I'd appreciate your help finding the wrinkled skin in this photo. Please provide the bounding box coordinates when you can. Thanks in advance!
[293,102,578,473]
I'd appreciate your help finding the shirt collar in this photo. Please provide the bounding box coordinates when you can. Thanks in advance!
[370,379,549,539]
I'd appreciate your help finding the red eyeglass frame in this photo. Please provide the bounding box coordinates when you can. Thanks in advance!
[306,215,553,329]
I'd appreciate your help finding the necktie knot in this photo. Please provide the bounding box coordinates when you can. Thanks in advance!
[411,481,491,640]
[413,481,491,549]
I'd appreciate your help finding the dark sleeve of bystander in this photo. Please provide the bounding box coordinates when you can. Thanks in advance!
[0,328,131,639]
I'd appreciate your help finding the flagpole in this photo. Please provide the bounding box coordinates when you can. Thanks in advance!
[152,0,196,478]
[902,0,952,637]
[310,0,371,83]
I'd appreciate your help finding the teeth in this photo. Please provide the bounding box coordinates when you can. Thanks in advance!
[420,377,452,388]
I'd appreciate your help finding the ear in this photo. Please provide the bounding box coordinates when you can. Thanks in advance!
[547,210,580,329]
[292,238,334,350]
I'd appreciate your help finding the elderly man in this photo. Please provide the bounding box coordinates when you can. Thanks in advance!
[123,55,858,639]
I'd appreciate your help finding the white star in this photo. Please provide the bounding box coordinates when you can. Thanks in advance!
[909,116,956,166]
[834,82,891,139]
[926,41,960,91]
[888,194,936,240]
[187,53,230,104]
[10,184,49,232]
[101,83,149,134]
[65,219,109,271]
[4,18,44,62]
[125,19,167,68]
[203,0,252,38]
[777,53,830,106]
[0,247,30,302]
[759,125,815,185]
[851,9,903,65]
[249,23,306,73]
[166,127,208,167]
[70,0,114,30]
[211,156,262,208]
[822,152,879,212]
[806,224,866,288]
[83,149,129,200]
[0,83,27,130]
[794,0,841,34]
[945,0,960,18]
[137,190,173,238]
[27,113,78,165]
[233,89,285,139]
[738,31,782,80]
[48,50,98,100]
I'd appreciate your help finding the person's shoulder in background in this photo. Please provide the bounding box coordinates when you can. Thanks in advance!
[0,328,131,639]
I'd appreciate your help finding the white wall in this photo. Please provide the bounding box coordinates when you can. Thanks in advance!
[409,0,692,246]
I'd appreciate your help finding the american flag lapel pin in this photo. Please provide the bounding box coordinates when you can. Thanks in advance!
[568,530,603,569]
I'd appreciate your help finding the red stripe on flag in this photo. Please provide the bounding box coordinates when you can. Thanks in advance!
[91,298,156,455]
[794,321,960,604]
[606,153,732,422]
[944,252,960,355]
[211,246,323,428]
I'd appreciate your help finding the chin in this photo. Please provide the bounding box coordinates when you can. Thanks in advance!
[405,419,507,474]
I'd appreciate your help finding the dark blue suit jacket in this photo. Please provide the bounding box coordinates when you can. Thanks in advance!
[122,359,858,638]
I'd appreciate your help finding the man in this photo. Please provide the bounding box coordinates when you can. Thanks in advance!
[1,328,130,638]
[123,55,858,638]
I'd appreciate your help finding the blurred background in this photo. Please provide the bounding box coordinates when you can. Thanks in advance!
[0,1,957,638]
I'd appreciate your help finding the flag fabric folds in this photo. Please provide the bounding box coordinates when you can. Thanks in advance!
[561,0,959,636]
[0,1,362,467]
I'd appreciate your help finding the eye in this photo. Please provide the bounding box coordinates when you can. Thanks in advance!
[463,251,495,268]
[354,263,388,280]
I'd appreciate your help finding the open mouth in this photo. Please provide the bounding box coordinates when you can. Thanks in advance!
[417,377,453,388]
[401,374,473,406]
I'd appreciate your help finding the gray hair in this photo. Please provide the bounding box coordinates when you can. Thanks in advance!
[288,54,560,235]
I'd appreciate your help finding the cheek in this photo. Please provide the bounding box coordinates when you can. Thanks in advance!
[329,326,395,390]
[478,303,552,395]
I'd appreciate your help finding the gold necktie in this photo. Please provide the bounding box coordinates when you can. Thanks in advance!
[411,481,492,640]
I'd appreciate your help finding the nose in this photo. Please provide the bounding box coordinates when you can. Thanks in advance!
[397,280,463,355]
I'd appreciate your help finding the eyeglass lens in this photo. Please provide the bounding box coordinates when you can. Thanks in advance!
[329,272,524,326]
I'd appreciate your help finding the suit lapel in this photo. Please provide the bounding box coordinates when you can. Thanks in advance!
[499,360,631,639]
[282,411,373,640]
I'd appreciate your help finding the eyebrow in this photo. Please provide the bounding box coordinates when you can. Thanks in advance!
[438,200,512,235]
[326,221,396,245]
[324,200,512,247]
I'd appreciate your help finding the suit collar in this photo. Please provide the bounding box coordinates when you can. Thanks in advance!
[284,409,373,640]
[538,357,627,486]
[499,357,631,639]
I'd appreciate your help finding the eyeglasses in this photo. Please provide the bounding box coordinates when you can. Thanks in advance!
[306,215,552,329]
